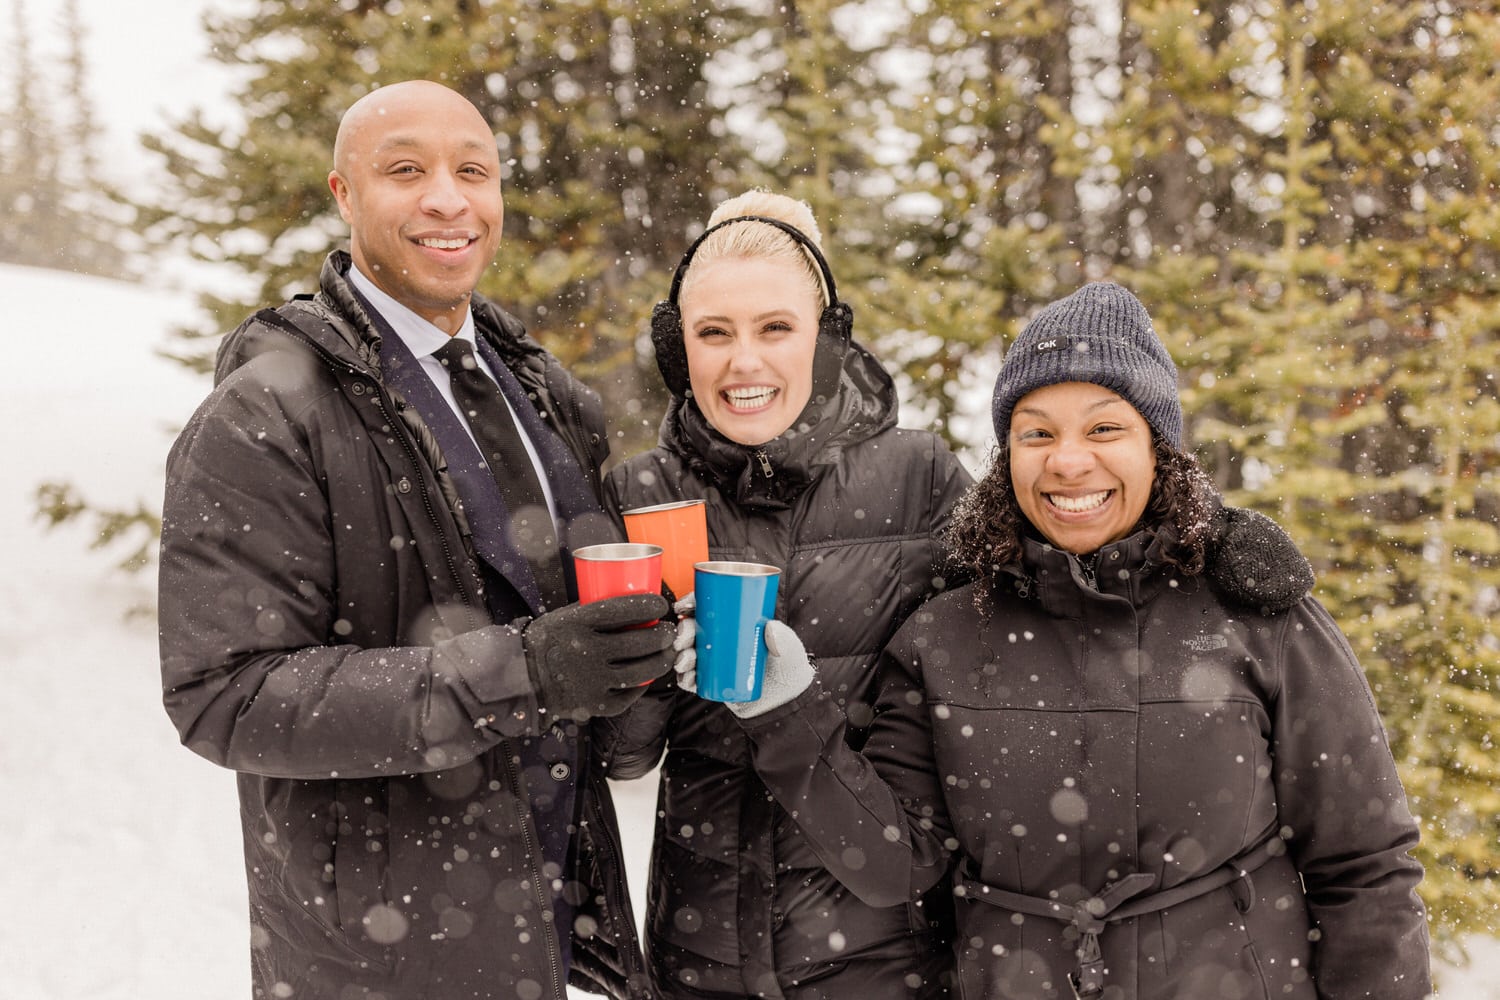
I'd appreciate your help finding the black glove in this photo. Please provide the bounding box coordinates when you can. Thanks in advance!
[523,593,675,721]
[1206,505,1315,613]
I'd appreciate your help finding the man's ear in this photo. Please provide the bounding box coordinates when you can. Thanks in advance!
[328,170,354,224]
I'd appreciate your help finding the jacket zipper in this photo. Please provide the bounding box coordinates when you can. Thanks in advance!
[1077,554,1099,590]
[754,449,774,479]
[554,367,600,478]
[502,744,566,998]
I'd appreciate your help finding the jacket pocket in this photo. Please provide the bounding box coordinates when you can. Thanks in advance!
[649,835,743,966]
[1137,858,1312,999]
[1216,856,1315,999]
[330,778,398,966]
[245,777,396,973]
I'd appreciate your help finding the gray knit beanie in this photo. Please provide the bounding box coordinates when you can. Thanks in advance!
[991,281,1182,446]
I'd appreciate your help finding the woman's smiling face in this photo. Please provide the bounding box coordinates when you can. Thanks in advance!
[680,256,821,446]
[1008,381,1157,554]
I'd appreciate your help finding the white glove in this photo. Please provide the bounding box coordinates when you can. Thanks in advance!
[724,620,815,719]
[671,593,697,694]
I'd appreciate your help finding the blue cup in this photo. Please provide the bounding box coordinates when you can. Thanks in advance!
[694,561,781,703]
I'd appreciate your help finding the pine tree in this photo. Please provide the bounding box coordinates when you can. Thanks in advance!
[54,0,126,277]
[858,0,1089,456]
[0,0,65,269]
[0,0,124,275]
[138,0,724,451]
[1094,0,1500,948]
[1293,0,1500,946]
[677,0,898,395]
[57,0,95,178]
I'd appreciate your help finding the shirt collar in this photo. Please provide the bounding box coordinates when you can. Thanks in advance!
[348,262,477,356]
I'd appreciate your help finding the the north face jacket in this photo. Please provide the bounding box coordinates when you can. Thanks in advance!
[599,338,974,997]
[159,251,649,999]
[739,525,1431,999]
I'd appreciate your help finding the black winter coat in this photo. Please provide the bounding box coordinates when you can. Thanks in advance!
[600,341,974,997]
[740,528,1431,999]
[159,252,648,999]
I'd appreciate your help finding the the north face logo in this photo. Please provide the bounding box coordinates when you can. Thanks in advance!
[1184,634,1229,652]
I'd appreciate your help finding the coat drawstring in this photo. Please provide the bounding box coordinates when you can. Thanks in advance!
[1064,874,1156,998]
[956,832,1285,1000]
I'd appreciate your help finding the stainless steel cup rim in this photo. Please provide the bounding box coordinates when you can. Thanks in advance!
[573,543,663,562]
[622,499,707,516]
[694,561,779,577]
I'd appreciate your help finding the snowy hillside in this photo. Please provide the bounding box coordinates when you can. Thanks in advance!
[0,262,1490,998]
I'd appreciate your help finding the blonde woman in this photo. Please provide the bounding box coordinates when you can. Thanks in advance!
[601,191,972,997]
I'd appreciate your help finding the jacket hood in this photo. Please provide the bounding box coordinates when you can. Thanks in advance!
[1009,527,1181,614]
[214,250,552,389]
[1005,510,1313,616]
[213,251,369,384]
[657,337,899,510]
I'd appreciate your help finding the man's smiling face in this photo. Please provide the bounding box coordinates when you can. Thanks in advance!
[329,81,503,332]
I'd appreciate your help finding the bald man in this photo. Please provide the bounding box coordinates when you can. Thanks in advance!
[159,80,668,999]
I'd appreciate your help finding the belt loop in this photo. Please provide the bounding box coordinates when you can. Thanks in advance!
[1230,870,1255,914]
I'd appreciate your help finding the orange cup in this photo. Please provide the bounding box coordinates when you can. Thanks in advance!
[622,500,709,601]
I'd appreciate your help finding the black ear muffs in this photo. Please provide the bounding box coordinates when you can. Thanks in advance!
[650,298,689,395]
[651,215,854,398]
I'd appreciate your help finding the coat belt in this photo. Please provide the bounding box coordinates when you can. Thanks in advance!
[954,833,1285,999]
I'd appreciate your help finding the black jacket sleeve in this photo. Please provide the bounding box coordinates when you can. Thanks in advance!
[159,345,542,781]
[735,626,957,907]
[1268,598,1431,997]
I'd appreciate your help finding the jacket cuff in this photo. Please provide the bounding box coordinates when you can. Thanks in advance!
[438,624,544,735]
[736,679,836,732]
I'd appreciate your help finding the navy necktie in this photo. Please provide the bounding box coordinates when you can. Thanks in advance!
[433,337,566,604]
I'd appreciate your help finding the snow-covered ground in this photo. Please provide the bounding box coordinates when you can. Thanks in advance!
[0,263,1493,997]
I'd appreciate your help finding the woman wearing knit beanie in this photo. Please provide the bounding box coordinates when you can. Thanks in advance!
[724,282,1431,998]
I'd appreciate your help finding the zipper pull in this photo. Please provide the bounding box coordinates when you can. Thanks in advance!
[755,450,774,478]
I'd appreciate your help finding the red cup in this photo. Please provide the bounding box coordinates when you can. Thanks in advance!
[572,543,665,682]
[572,542,664,618]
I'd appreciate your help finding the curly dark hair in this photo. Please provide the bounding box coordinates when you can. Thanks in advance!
[945,435,1219,601]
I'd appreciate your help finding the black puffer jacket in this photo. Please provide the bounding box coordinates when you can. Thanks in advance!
[159,252,648,999]
[740,526,1431,999]
[600,340,974,997]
